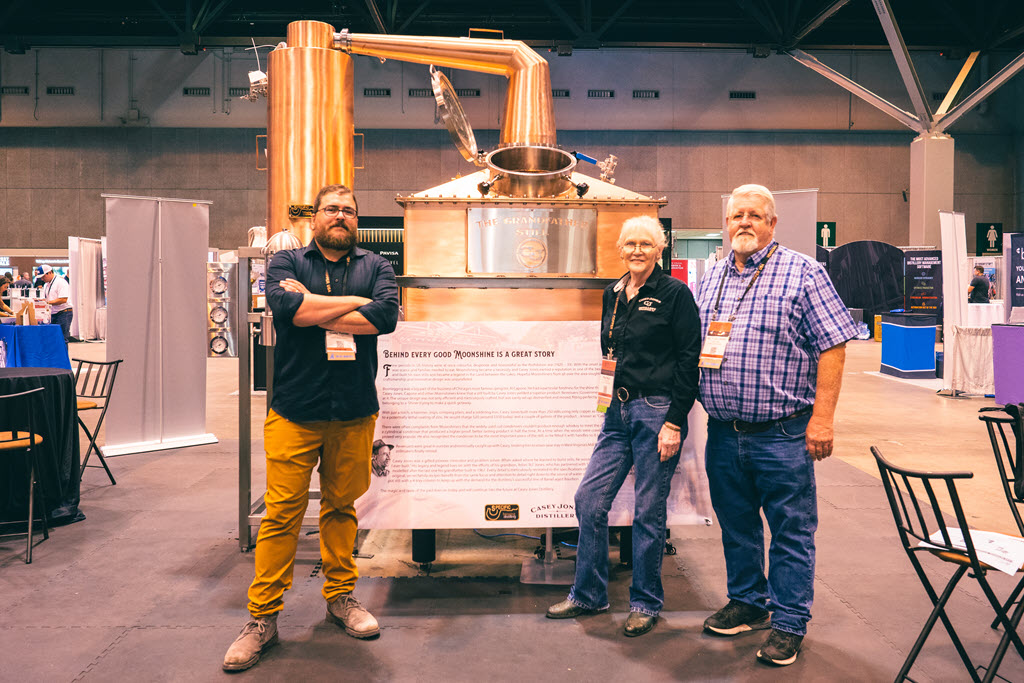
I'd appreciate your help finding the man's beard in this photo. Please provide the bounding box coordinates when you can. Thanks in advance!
[316,224,356,252]
[731,232,757,254]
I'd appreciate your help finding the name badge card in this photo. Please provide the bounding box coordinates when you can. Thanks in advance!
[698,321,732,369]
[326,331,356,361]
[597,357,616,413]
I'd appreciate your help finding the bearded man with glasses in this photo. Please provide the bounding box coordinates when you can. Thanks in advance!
[224,184,399,671]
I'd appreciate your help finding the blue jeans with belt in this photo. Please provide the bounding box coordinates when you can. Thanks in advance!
[705,412,817,636]
[568,394,682,616]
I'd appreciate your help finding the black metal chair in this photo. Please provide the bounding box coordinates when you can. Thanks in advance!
[872,446,1024,683]
[980,404,1024,628]
[0,386,50,564]
[980,404,1024,535]
[72,358,122,485]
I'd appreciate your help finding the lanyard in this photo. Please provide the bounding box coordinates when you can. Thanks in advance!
[324,256,350,295]
[712,243,778,322]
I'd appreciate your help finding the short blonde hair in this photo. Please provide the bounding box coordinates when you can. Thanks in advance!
[726,184,776,223]
[616,215,667,251]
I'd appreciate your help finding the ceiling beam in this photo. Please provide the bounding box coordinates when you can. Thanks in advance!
[934,50,978,117]
[542,0,584,39]
[787,48,924,132]
[146,0,183,35]
[789,0,852,47]
[871,0,933,126]
[397,0,432,33]
[595,0,635,40]
[935,49,1024,130]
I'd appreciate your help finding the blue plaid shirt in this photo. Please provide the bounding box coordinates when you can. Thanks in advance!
[696,241,857,423]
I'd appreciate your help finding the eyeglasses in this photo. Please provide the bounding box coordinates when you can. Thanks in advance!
[318,205,357,218]
[622,240,656,253]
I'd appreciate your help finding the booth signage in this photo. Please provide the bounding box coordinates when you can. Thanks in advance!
[816,221,836,247]
[467,207,597,274]
[977,222,1003,256]
[1011,233,1024,310]
[905,251,942,321]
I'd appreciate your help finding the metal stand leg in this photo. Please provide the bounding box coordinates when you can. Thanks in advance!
[412,529,435,570]
[521,527,576,585]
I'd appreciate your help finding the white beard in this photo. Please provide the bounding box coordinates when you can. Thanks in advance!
[731,233,758,254]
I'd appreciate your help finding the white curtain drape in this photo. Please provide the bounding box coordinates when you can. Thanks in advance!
[68,237,105,340]
[950,325,994,395]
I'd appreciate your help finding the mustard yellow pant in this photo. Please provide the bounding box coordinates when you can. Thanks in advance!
[247,409,376,617]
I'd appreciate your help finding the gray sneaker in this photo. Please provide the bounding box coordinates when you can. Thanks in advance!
[222,614,278,672]
[326,593,380,639]
[703,599,770,635]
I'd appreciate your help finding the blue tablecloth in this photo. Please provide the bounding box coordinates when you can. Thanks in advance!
[0,325,71,370]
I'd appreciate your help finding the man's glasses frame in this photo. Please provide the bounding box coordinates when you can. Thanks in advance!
[318,206,358,218]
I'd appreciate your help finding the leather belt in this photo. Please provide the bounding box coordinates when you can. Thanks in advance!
[719,406,814,433]
[615,386,651,403]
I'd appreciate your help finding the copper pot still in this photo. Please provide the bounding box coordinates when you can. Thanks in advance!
[480,146,579,199]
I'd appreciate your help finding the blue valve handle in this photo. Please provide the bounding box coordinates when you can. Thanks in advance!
[572,151,598,165]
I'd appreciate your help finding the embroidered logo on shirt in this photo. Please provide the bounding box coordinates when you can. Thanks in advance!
[638,297,661,312]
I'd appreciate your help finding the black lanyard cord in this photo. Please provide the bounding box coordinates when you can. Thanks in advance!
[712,243,779,322]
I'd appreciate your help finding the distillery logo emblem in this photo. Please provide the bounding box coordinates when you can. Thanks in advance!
[484,504,520,521]
[515,238,548,269]
[288,204,315,219]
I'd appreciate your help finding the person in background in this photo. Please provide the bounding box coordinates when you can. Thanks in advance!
[15,272,32,289]
[697,184,858,666]
[0,278,14,316]
[546,215,701,637]
[223,184,399,672]
[967,265,991,304]
[40,265,73,342]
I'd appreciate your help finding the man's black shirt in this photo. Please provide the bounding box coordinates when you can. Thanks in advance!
[969,275,991,303]
[601,264,701,426]
[266,243,399,423]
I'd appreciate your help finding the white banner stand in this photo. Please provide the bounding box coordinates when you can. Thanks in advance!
[101,195,217,456]
[939,210,969,394]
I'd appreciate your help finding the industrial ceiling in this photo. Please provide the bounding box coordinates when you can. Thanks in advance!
[2,0,1023,54]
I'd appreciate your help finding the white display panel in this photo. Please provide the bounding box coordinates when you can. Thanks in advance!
[103,194,217,456]
[356,320,712,530]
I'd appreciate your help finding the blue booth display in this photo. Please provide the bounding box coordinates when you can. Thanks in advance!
[880,313,937,379]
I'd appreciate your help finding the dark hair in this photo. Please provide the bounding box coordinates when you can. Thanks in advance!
[313,184,358,214]
[975,265,984,274]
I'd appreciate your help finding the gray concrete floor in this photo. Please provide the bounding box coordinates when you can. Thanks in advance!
[2,340,1022,682]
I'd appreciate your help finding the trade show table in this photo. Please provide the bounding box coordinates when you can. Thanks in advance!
[0,324,71,370]
[0,367,82,526]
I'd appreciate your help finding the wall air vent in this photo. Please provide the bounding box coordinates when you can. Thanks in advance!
[588,89,615,99]
[552,89,570,98]
[729,90,757,100]
[228,87,249,97]
[46,86,75,96]
[1,86,30,95]
[408,88,433,98]
[183,87,211,97]
[363,88,392,97]
[454,88,480,98]
[633,89,660,99]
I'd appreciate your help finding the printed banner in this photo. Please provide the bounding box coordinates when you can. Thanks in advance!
[904,251,942,321]
[356,321,712,529]
[1011,233,1024,311]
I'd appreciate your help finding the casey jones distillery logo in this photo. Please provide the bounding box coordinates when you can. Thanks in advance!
[515,238,548,270]
[484,504,520,521]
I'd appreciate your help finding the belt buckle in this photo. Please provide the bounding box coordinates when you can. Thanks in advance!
[616,387,629,402]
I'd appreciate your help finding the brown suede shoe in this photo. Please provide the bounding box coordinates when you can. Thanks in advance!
[222,614,278,672]
[326,593,380,639]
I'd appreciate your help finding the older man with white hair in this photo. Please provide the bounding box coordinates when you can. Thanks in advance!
[697,185,857,666]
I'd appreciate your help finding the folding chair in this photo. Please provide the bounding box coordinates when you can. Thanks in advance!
[0,386,50,563]
[979,404,1024,535]
[872,446,1024,683]
[72,358,122,485]
[980,404,1024,627]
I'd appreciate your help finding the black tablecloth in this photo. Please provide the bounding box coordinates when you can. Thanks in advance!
[0,367,83,526]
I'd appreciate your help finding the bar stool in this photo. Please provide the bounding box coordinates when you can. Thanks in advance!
[0,386,50,564]
[72,358,122,485]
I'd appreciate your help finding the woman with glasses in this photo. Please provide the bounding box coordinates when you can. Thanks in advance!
[547,215,701,637]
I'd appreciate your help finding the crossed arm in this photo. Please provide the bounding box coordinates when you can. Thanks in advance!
[279,278,380,335]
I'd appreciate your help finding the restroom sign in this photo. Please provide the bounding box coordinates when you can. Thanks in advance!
[816,222,836,247]
[976,223,1002,256]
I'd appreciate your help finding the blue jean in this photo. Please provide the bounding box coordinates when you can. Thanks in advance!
[568,394,682,616]
[51,309,73,343]
[705,413,817,636]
